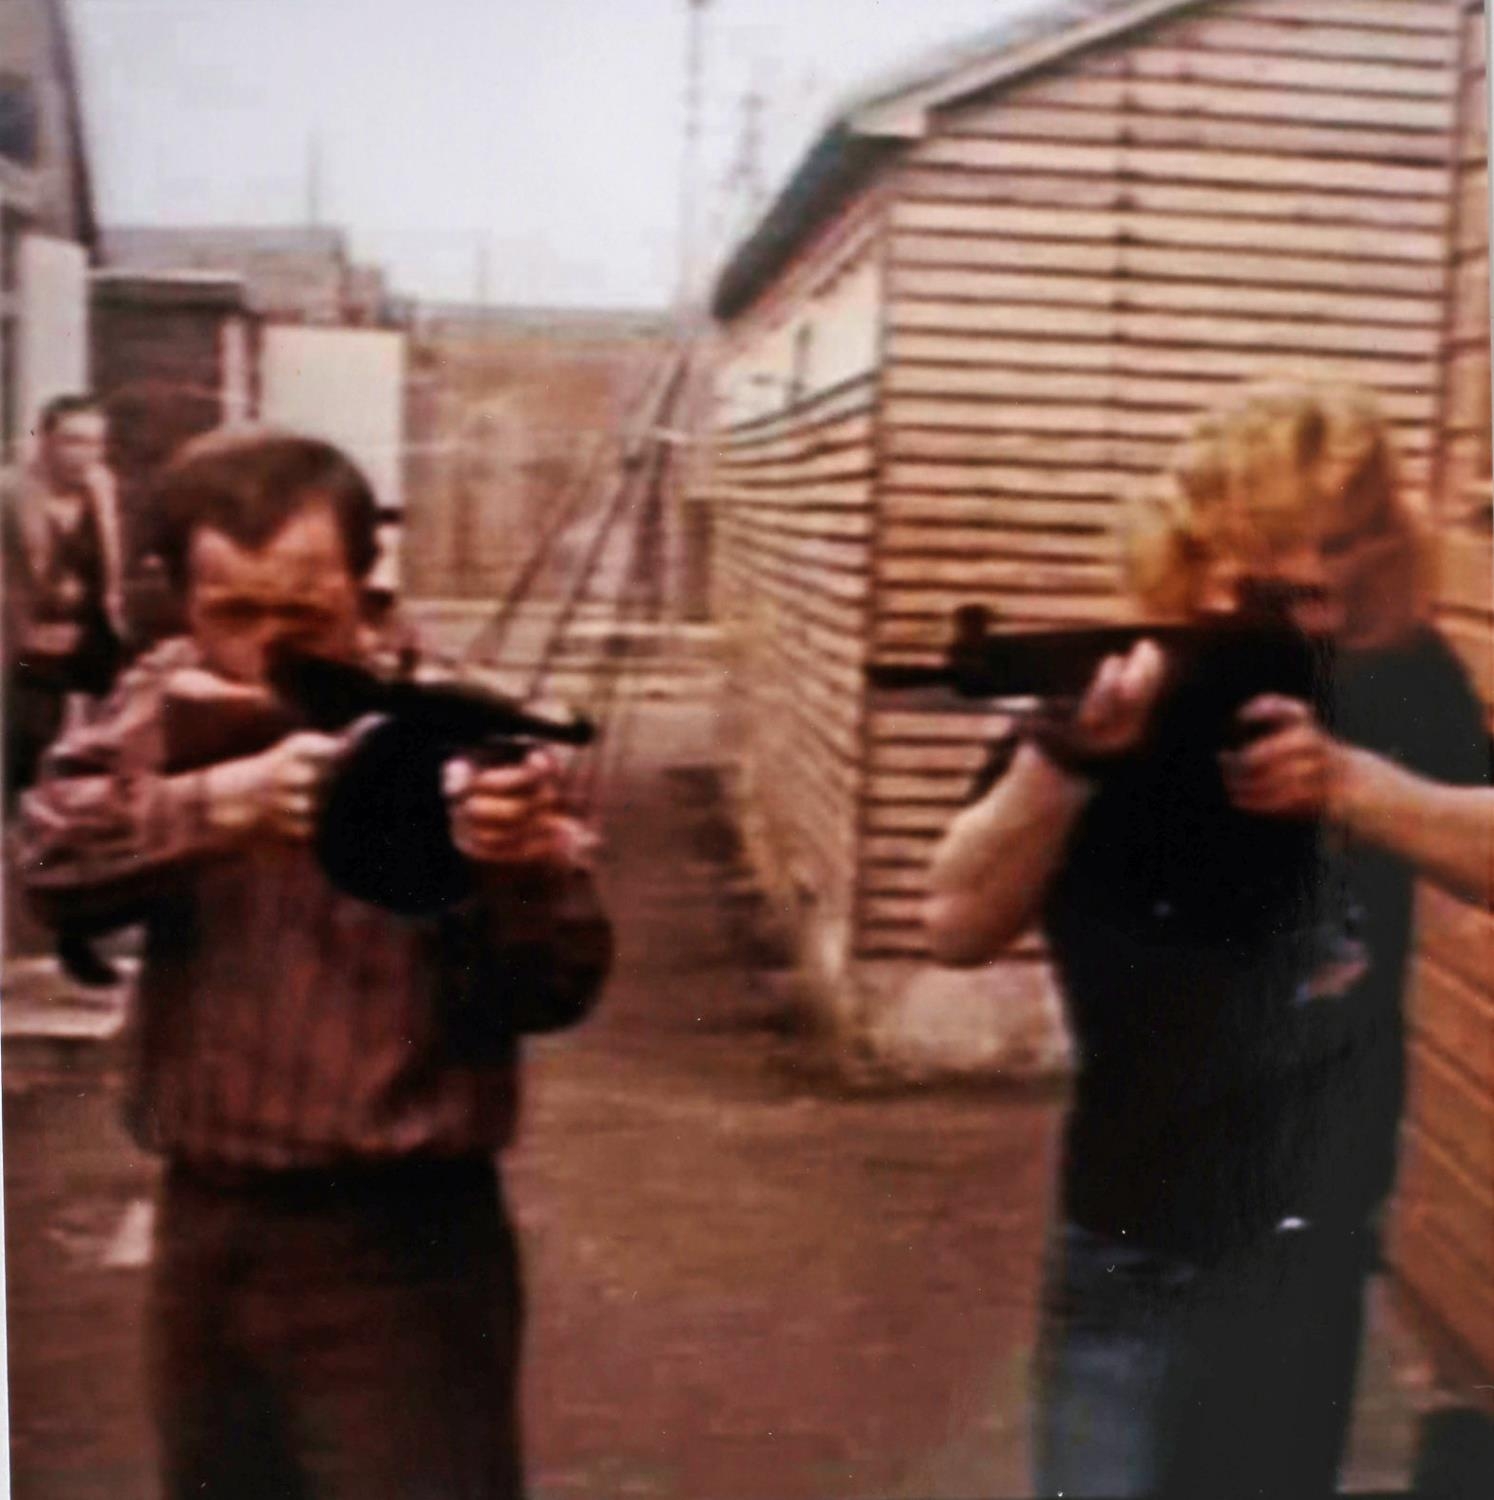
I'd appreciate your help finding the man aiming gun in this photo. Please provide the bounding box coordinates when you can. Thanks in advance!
[924,382,1493,1499]
[18,428,612,1500]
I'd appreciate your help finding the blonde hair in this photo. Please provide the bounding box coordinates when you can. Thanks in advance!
[1122,379,1430,646]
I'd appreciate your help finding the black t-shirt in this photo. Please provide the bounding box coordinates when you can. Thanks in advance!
[976,627,1491,1262]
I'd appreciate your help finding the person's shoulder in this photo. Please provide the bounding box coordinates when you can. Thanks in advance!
[1382,624,1492,784]
[0,463,29,523]
[1396,624,1482,701]
[81,462,120,511]
[1,465,44,573]
[36,637,201,772]
[107,636,200,705]
[128,634,199,674]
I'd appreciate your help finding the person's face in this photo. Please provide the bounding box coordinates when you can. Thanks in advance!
[43,411,108,488]
[1194,523,1358,639]
[185,502,364,687]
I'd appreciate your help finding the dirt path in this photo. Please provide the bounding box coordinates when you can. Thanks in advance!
[511,706,1059,1499]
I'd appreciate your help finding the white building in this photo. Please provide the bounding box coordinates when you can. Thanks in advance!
[0,0,97,461]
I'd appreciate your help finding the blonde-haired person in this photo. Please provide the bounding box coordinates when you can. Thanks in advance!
[1125,381,1429,643]
[926,380,1493,1500]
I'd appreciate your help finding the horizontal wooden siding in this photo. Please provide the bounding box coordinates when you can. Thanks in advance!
[861,0,1463,957]
[1394,0,1494,1382]
[707,207,886,960]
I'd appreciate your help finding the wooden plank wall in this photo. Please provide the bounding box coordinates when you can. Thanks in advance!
[1395,0,1494,1381]
[859,0,1466,958]
[705,200,885,951]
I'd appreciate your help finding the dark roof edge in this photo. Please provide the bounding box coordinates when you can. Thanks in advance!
[91,270,254,310]
[46,0,99,255]
[710,127,892,323]
[709,0,1205,324]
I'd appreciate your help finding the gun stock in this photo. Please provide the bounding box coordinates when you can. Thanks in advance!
[162,671,301,772]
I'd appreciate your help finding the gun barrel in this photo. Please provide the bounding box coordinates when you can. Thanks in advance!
[950,624,1201,698]
[269,650,595,747]
[868,624,1195,699]
[383,680,596,748]
[868,620,1330,703]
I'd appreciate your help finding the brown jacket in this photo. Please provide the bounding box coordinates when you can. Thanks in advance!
[18,638,613,1168]
[2,459,127,675]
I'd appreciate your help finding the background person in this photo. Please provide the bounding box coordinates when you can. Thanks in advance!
[924,381,1494,1500]
[3,392,126,801]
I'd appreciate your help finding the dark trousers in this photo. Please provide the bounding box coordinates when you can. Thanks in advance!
[149,1157,525,1500]
[4,673,66,806]
[1034,1217,1377,1500]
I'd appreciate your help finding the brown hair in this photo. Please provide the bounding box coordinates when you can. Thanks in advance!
[153,427,381,592]
[1121,379,1430,646]
[39,392,103,434]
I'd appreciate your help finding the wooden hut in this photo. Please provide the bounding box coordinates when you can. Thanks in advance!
[699,0,1492,1374]
[1394,0,1494,1387]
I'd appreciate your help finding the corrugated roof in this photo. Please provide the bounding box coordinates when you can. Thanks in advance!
[711,0,1204,320]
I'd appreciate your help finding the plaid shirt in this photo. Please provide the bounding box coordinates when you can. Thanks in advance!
[17,638,611,1170]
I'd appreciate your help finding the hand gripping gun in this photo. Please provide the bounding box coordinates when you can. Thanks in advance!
[164,649,595,916]
[867,580,1338,761]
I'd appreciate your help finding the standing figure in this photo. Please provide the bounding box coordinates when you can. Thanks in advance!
[3,392,126,800]
[18,429,613,1500]
[924,382,1494,1500]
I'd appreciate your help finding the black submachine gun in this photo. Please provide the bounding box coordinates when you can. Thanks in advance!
[165,649,596,917]
[867,579,1337,757]
[54,651,594,985]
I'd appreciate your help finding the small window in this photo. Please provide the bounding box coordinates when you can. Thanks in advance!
[0,73,39,166]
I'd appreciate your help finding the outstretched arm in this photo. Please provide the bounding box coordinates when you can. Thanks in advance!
[1335,751,1494,908]
[925,641,1168,966]
[1222,696,1494,909]
[925,744,1093,965]
[19,653,343,930]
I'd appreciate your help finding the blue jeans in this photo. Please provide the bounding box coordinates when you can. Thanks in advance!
[1034,1218,1378,1499]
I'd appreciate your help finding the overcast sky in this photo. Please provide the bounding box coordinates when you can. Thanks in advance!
[70,0,1036,309]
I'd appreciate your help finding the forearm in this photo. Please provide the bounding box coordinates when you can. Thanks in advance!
[925,743,1093,965]
[467,865,614,1033]
[19,766,244,927]
[1332,748,1494,908]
